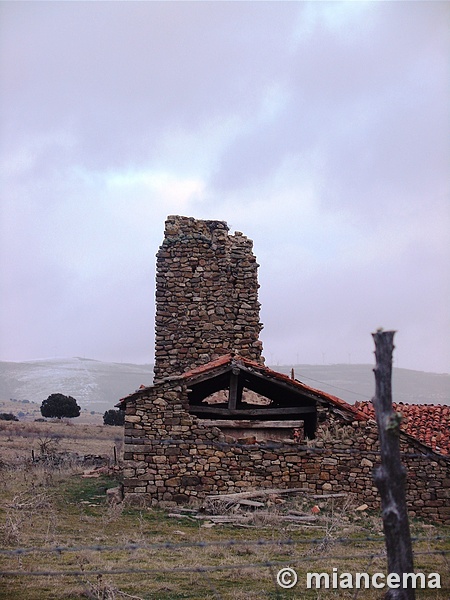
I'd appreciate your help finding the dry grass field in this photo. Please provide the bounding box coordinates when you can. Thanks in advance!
[0,397,105,425]
[0,419,448,599]
[0,418,121,464]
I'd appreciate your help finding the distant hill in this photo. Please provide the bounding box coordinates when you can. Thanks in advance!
[0,358,448,415]
[0,358,153,413]
[275,364,449,406]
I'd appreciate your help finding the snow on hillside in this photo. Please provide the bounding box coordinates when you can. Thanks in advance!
[0,358,153,413]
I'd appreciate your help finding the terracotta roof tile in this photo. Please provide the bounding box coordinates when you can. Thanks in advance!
[179,354,233,379]
[354,401,449,456]
[181,354,368,421]
[118,354,369,421]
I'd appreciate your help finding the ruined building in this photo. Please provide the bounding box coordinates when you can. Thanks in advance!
[118,216,449,522]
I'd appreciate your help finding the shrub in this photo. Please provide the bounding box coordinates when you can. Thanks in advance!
[40,394,81,419]
[103,409,125,426]
[0,413,19,421]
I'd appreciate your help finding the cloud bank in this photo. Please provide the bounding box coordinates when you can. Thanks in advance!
[1,1,448,372]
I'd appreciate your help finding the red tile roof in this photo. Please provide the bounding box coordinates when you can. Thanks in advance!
[354,401,450,456]
[118,354,367,421]
[180,354,368,421]
[180,354,233,379]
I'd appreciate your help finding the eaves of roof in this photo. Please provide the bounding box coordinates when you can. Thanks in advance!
[118,354,368,422]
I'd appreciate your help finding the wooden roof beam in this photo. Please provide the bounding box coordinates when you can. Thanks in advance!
[189,405,317,418]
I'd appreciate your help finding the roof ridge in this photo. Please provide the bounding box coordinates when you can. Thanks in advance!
[228,355,369,422]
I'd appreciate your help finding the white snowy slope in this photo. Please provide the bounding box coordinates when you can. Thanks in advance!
[0,357,153,413]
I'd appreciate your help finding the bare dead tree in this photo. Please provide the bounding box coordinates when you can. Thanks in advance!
[372,329,415,600]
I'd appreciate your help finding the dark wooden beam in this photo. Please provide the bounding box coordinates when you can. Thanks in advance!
[189,401,228,408]
[200,419,306,428]
[189,405,316,418]
[187,370,233,404]
[186,361,321,410]
[228,368,241,410]
[237,366,319,404]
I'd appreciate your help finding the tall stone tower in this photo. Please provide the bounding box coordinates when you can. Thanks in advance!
[153,216,264,381]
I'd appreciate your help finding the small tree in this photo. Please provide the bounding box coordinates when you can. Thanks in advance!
[103,409,125,426]
[0,412,19,421]
[40,393,80,419]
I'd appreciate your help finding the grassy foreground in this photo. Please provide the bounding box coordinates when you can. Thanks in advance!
[0,420,448,599]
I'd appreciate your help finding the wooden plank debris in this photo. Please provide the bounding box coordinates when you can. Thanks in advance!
[168,513,318,524]
[235,499,265,508]
[308,493,347,499]
[206,487,310,501]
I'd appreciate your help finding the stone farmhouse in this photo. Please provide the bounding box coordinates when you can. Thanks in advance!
[119,216,449,522]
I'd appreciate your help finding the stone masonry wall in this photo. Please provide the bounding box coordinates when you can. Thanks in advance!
[123,383,450,523]
[154,216,264,380]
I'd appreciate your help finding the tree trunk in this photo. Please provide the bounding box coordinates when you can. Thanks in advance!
[372,330,415,600]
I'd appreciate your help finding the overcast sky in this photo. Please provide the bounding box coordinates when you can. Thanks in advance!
[0,1,448,373]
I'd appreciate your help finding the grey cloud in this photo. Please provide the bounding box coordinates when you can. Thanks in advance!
[1,2,298,169]
[210,1,448,221]
[0,1,448,373]
[259,240,449,372]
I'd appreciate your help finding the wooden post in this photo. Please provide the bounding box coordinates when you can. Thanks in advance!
[372,330,415,600]
[228,368,241,410]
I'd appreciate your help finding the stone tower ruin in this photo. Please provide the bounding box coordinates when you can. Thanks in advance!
[153,215,264,380]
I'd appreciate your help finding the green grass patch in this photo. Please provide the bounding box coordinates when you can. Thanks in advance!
[58,475,121,506]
